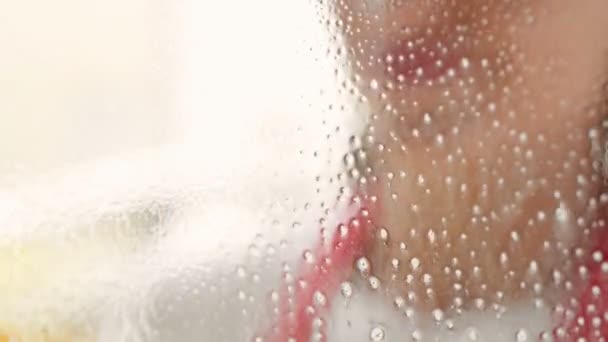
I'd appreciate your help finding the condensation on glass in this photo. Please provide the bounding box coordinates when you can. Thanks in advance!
[1,1,608,341]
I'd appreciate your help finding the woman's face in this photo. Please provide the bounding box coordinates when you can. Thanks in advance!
[337,0,608,309]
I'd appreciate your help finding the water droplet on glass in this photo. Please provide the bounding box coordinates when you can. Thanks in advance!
[313,290,327,307]
[515,329,528,342]
[466,327,479,341]
[356,257,371,278]
[369,325,385,341]
[340,281,353,298]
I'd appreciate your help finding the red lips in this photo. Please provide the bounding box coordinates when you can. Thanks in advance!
[382,33,466,86]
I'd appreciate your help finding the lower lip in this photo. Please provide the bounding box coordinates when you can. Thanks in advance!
[382,38,464,86]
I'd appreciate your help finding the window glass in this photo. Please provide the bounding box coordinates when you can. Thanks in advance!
[1,1,608,341]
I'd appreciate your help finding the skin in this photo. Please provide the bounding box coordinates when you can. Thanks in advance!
[335,0,608,312]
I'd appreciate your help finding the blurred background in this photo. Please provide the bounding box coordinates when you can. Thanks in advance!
[0,1,361,340]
